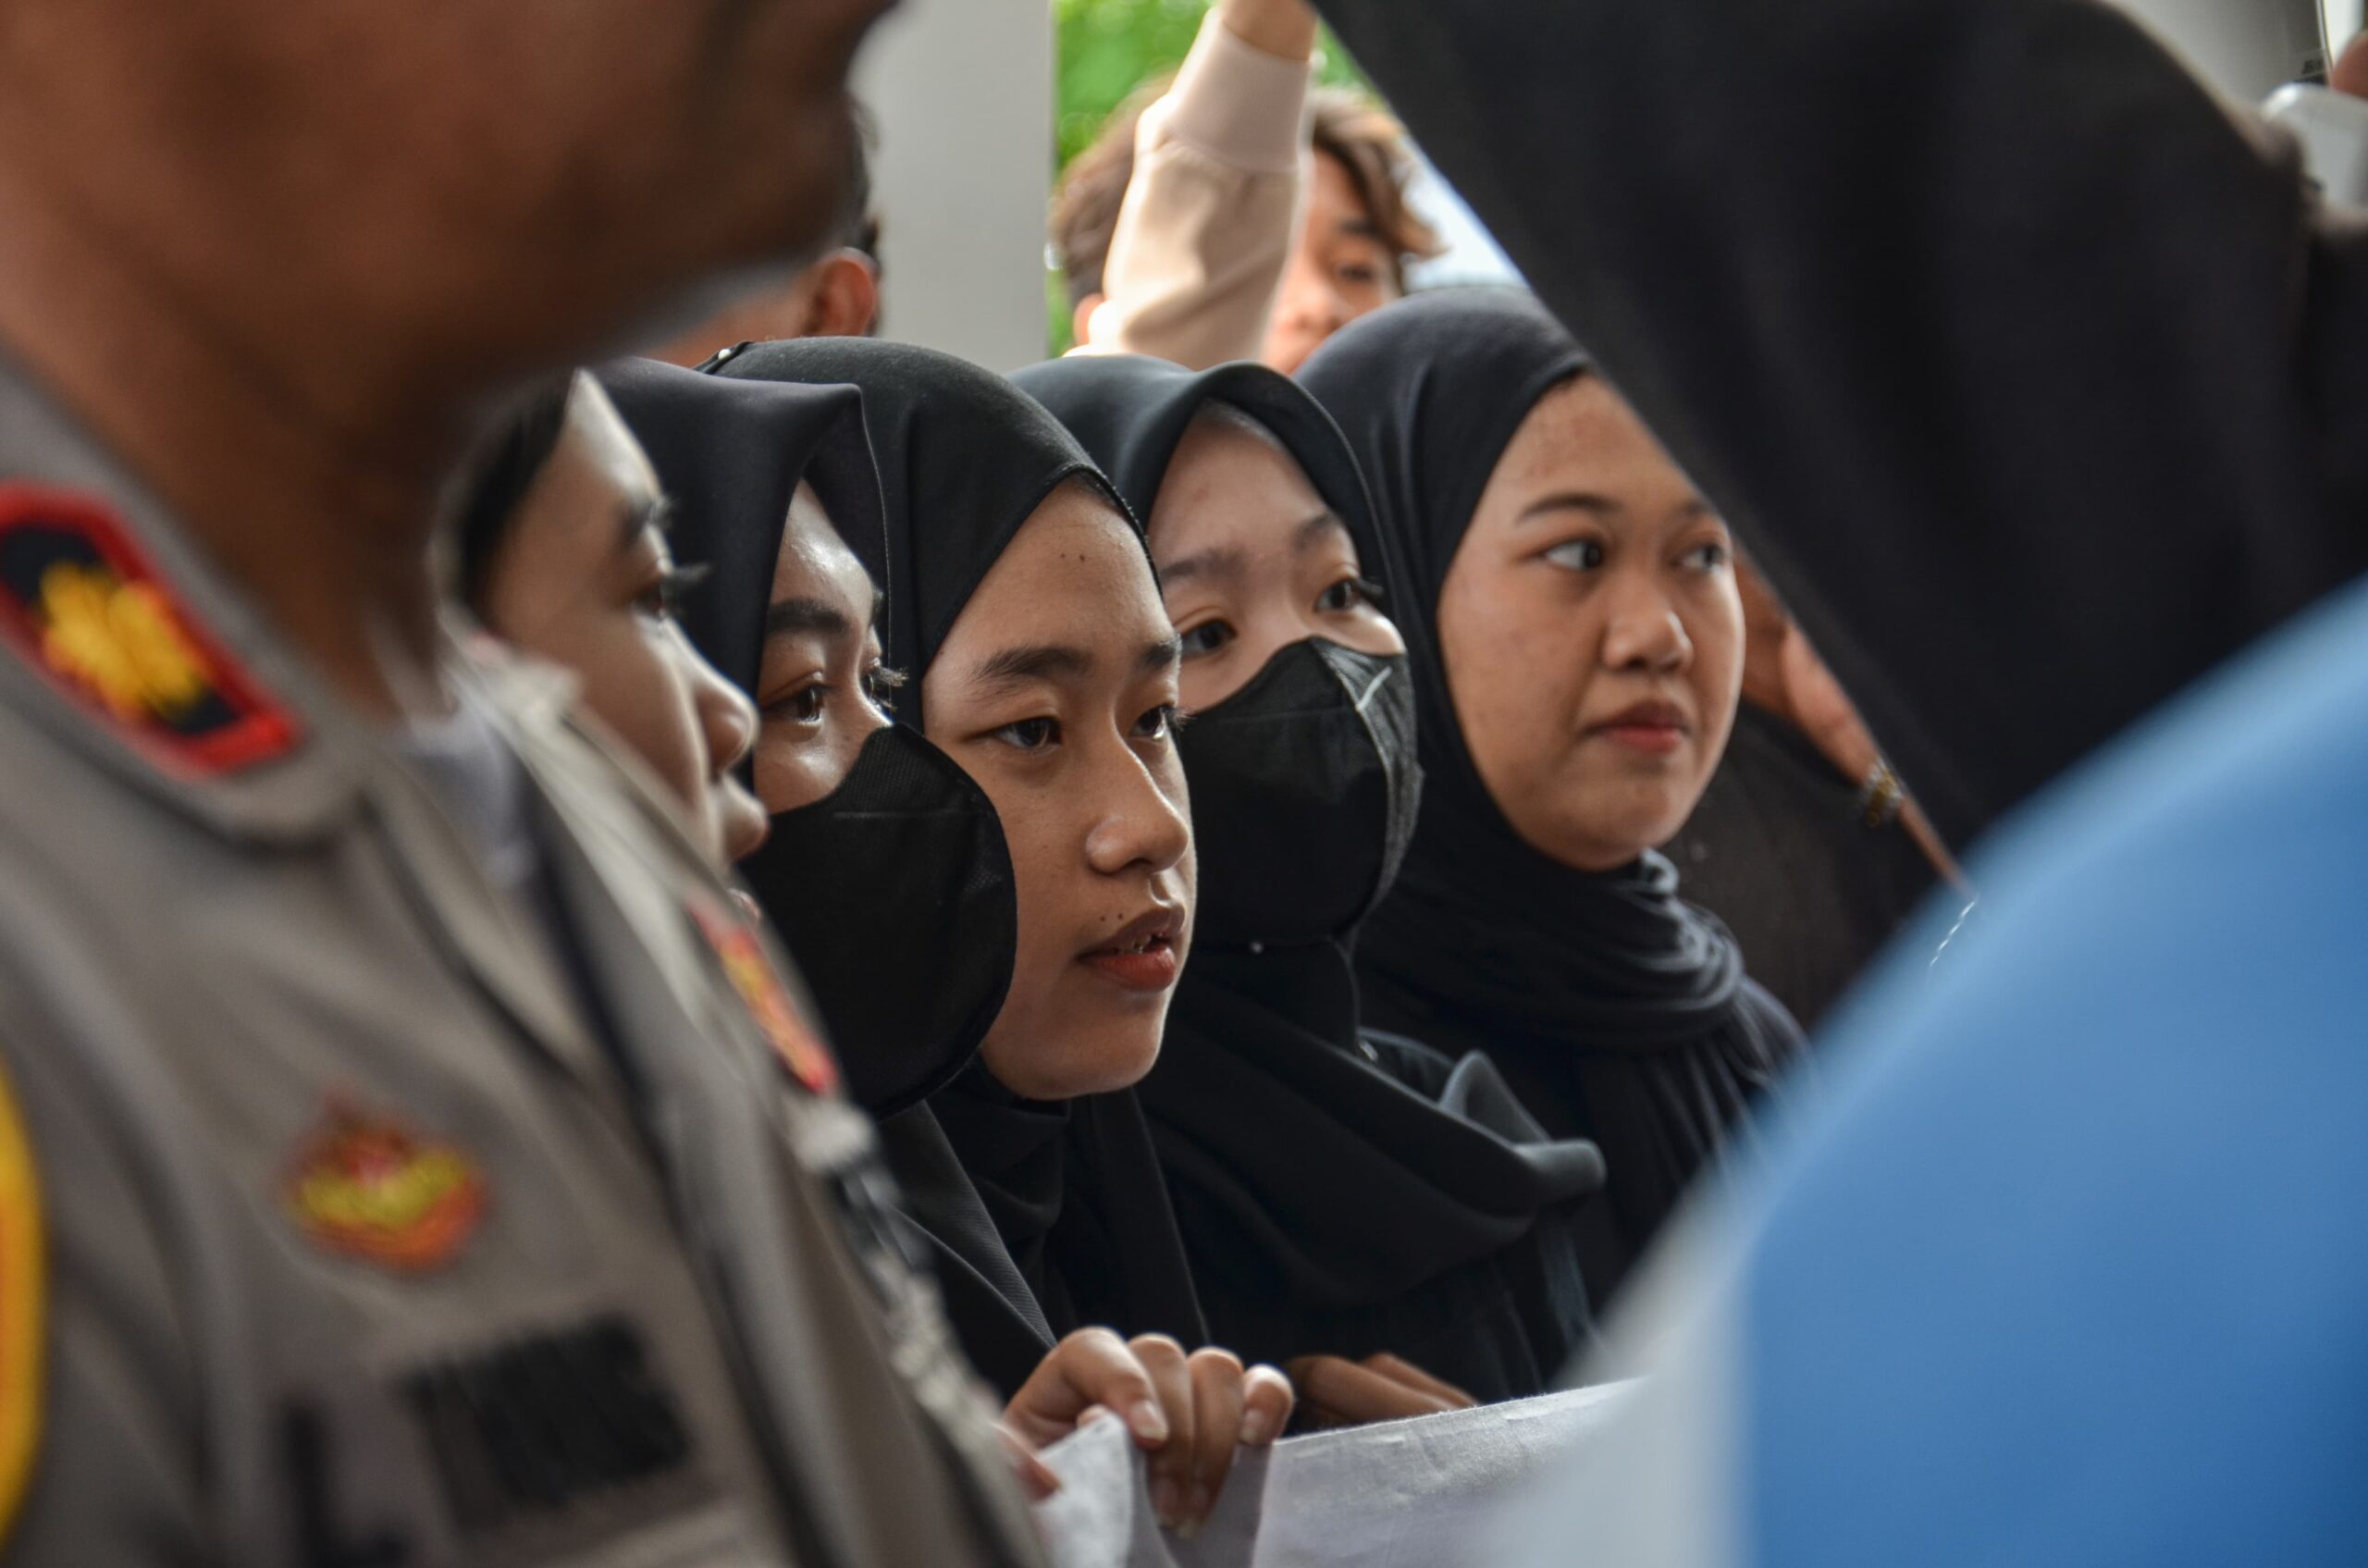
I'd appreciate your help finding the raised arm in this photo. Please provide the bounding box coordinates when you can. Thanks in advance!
[1081,0,1317,369]
[1313,0,2368,846]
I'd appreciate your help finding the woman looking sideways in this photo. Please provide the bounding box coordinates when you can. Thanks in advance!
[463,364,1295,1532]
[1301,290,1806,1310]
[1014,352,1605,1409]
[687,342,1310,1528]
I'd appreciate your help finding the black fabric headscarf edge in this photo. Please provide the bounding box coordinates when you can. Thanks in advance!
[598,356,885,707]
[714,337,1144,721]
[1010,353,1387,580]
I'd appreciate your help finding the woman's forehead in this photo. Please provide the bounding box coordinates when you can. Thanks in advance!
[946,496,1168,668]
[1488,379,1700,514]
[775,484,876,611]
[1160,414,1318,512]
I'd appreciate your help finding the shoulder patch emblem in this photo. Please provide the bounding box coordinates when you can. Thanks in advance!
[0,1059,43,1546]
[283,1098,487,1272]
[0,482,300,773]
[690,903,841,1097]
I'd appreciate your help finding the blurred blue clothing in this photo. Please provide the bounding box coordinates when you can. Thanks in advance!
[1518,572,2368,1565]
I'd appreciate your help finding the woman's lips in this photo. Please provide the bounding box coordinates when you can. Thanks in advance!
[1588,700,1690,756]
[1079,912,1183,994]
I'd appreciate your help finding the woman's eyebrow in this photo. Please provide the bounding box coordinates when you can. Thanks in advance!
[1517,491,1618,525]
[1156,544,1250,587]
[970,635,1181,692]
[972,642,1094,690]
[764,596,855,638]
[1289,511,1350,552]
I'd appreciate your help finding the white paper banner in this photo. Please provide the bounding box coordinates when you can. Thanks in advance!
[1034,1383,1637,1568]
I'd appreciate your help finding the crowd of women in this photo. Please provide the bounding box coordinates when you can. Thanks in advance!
[1,0,2363,1558]
[461,268,1823,1506]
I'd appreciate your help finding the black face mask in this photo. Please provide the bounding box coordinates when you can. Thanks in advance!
[1178,639,1423,951]
[737,723,1018,1117]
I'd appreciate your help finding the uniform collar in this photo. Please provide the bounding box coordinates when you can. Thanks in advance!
[0,356,384,846]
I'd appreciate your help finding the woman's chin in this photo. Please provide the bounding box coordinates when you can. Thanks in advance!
[981,1029,1164,1103]
[1519,788,1708,873]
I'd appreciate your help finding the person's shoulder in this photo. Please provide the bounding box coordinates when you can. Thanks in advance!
[1782,573,2368,1185]
[1714,575,2368,1563]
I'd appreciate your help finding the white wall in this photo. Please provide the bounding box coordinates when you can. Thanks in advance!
[855,0,1054,372]
[2328,0,2365,57]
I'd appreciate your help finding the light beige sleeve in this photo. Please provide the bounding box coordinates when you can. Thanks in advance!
[1077,11,1313,370]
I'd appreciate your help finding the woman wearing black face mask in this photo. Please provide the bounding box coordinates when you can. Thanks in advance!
[1302,290,1807,1312]
[606,355,1295,1533]
[700,338,1234,1385]
[601,357,1016,1119]
[1014,353,1607,1407]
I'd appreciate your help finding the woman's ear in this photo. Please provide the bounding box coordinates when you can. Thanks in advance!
[801,251,882,340]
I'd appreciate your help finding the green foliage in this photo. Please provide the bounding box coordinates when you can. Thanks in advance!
[1047,0,1372,351]
[1054,0,1371,169]
[1055,0,1207,171]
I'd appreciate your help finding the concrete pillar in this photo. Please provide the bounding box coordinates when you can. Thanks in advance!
[856,0,1056,371]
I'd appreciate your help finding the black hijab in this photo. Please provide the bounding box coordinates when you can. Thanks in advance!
[598,357,882,704]
[1300,290,1806,1307]
[1016,353,1604,1397]
[712,339,1207,1397]
[605,358,1017,1122]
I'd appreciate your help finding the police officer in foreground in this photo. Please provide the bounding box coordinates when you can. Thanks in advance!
[0,0,1259,1561]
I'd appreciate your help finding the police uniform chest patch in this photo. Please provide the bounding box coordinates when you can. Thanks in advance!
[0,482,300,773]
[689,903,841,1097]
[283,1098,487,1272]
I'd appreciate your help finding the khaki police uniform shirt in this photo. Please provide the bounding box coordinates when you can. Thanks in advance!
[0,362,1045,1568]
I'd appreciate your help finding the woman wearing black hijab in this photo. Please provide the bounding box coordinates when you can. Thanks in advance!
[598,357,1022,1121]
[1301,289,1805,1307]
[694,340,1244,1409]
[512,360,1294,1532]
[1012,352,1604,1401]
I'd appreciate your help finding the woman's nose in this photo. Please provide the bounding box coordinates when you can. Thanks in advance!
[1083,747,1192,879]
[687,641,758,777]
[1599,579,1694,674]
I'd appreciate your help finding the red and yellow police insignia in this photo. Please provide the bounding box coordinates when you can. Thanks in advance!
[0,1058,45,1545]
[691,904,841,1096]
[282,1099,487,1272]
[0,482,300,774]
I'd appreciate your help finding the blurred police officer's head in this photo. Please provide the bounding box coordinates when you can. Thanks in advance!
[0,0,896,385]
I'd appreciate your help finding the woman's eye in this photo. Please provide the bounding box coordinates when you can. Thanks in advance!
[1543,538,1607,572]
[636,562,709,623]
[766,684,830,727]
[1337,263,1384,288]
[1132,704,1181,742]
[993,716,1059,752]
[1682,541,1732,573]
[861,662,907,713]
[1178,620,1235,660]
[1316,576,1386,614]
